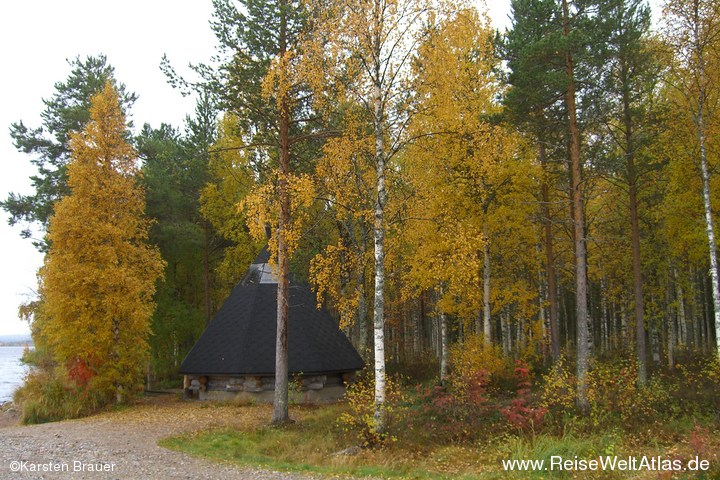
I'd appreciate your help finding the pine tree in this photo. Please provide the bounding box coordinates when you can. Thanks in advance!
[165,0,322,423]
[501,0,568,361]
[503,0,596,409]
[41,82,164,404]
[2,55,136,248]
[589,0,665,385]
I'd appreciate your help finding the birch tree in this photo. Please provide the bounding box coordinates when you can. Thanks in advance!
[662,0,720,356]
[307,0,441,433]
[402,8,538,361]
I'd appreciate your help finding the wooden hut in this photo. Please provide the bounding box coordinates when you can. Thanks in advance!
[180,247,364,403]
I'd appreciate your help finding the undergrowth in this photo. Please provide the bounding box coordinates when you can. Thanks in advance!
[160,353,720,479]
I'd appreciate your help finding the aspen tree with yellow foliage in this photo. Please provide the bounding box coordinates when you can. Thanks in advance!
[403,8,541,380]
[40,82,164,406]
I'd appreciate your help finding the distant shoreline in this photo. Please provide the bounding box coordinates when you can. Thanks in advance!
[0,335,32,347]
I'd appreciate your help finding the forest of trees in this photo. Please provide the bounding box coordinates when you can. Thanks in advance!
[4,0,720,438]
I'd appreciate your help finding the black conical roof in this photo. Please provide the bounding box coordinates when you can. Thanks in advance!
[179,247,364,376]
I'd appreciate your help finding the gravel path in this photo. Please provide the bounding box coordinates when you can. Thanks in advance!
[0,397,334,480]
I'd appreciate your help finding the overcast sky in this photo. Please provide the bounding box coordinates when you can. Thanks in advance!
[0,1,216,335]
[0,1,663,336]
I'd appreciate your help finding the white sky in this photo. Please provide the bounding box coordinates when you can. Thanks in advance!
[0,1,662,335]
[0,1,215,335]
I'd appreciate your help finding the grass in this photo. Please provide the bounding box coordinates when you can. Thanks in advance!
[158,401,720,479]
[160,403,476,479]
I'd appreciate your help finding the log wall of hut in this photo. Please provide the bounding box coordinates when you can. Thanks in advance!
[184,372,355,404]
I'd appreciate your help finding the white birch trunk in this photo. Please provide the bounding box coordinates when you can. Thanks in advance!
[483,233,491,346]
[371,3,387,431]
[601,278,608,353]
[698,93,720,357]
[440,311,448,384]
[676,271,687,345]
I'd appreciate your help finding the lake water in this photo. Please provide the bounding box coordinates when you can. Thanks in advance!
[0,346,29,403]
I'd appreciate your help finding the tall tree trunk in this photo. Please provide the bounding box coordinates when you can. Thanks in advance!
[651,320,661,364]
[371,0,387,434]
[699,269,707,350]
[696,61,720,357]
[356,264,368,359]
[675,268,687,345]
[562,0,590,411]
[624,80,647,385]
[501,309,511,356]
[203,220,212,327]
[562,287,570,350]
[483,227,492,346]
[273,1,291,425]
[692,267,701,348]
[439,309,448,384]
[601,278,608,353]
[413,299,421,357]
[618,302,625,350]
[538,252,549,362]
[668,278,676,369]
[610,298,617,350]
[540,142,560,361]
[113,319,123,404]
[420,292,428,352]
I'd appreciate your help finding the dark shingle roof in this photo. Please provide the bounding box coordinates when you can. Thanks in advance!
[179,248,364,376]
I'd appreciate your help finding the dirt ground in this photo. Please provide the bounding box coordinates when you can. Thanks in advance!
[0,396,336,480]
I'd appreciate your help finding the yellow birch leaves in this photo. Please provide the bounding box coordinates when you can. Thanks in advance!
[403,10,539,324]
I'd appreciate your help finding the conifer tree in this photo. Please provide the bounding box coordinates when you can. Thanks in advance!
[2,55,136,248]
[503,0,596,409]
[41,82,163,404]
[165,0,320,423]
[590,0,664,385]
[502,0,567,361]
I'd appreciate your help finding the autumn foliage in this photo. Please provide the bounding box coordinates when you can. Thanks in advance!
[7,0,720,460]
[500,361,547,433]
[39,82,163,406]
